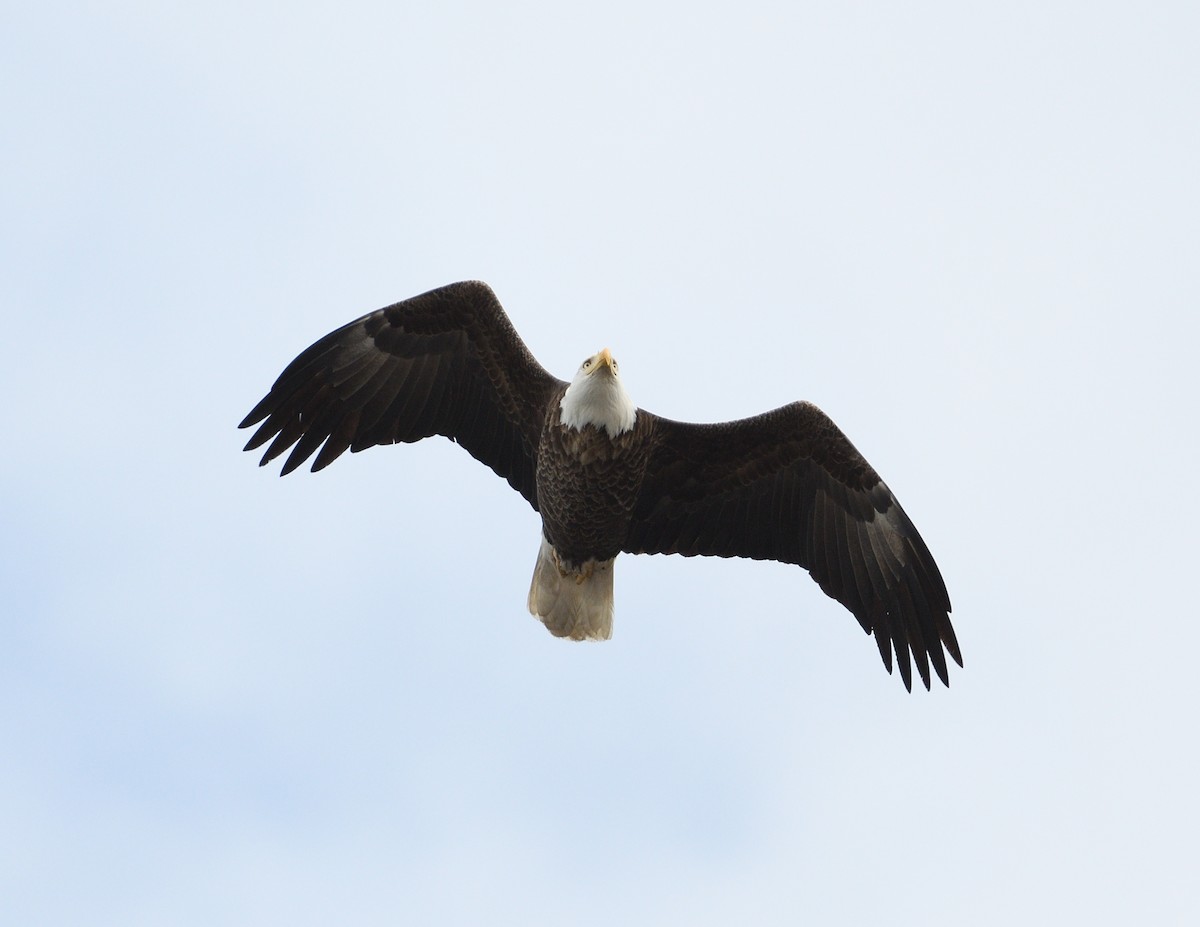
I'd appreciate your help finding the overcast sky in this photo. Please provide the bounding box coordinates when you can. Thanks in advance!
[3,2,1198,924]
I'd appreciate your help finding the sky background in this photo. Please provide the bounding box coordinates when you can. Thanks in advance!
[3,1,1198,923]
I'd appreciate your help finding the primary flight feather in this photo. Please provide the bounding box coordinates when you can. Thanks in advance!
[240,281,961,690]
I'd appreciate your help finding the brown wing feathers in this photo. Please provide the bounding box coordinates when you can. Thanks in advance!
[626,402,960,690]
[239,281,563,506]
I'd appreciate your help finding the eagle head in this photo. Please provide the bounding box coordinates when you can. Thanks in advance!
[559,347,637,436]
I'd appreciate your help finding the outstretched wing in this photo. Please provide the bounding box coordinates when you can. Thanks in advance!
[624,401,959,690]
[239,280,564,507]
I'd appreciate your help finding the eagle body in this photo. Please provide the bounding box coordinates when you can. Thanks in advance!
[529,395,653,641]
[536,404,649,568]
[241,281,961,691]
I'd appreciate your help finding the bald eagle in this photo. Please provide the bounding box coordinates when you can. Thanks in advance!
[240,281,960,690]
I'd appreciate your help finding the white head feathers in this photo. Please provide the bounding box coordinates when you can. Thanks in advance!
[559,347,637,436]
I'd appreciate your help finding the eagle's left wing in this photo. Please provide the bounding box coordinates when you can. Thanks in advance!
[623,401,959,690]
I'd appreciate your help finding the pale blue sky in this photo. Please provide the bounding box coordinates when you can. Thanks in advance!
[3,2,1198,924]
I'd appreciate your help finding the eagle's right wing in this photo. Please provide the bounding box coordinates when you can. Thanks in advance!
[239,281,565,509]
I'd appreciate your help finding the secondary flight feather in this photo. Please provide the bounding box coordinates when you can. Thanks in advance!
[240,281,961,690]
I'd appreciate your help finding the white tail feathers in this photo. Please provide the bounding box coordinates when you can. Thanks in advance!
[527,536,614,641]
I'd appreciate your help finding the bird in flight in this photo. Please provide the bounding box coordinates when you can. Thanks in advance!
[240,281,960,690]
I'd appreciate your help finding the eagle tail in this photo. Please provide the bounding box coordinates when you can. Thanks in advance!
[527,536,614,641]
